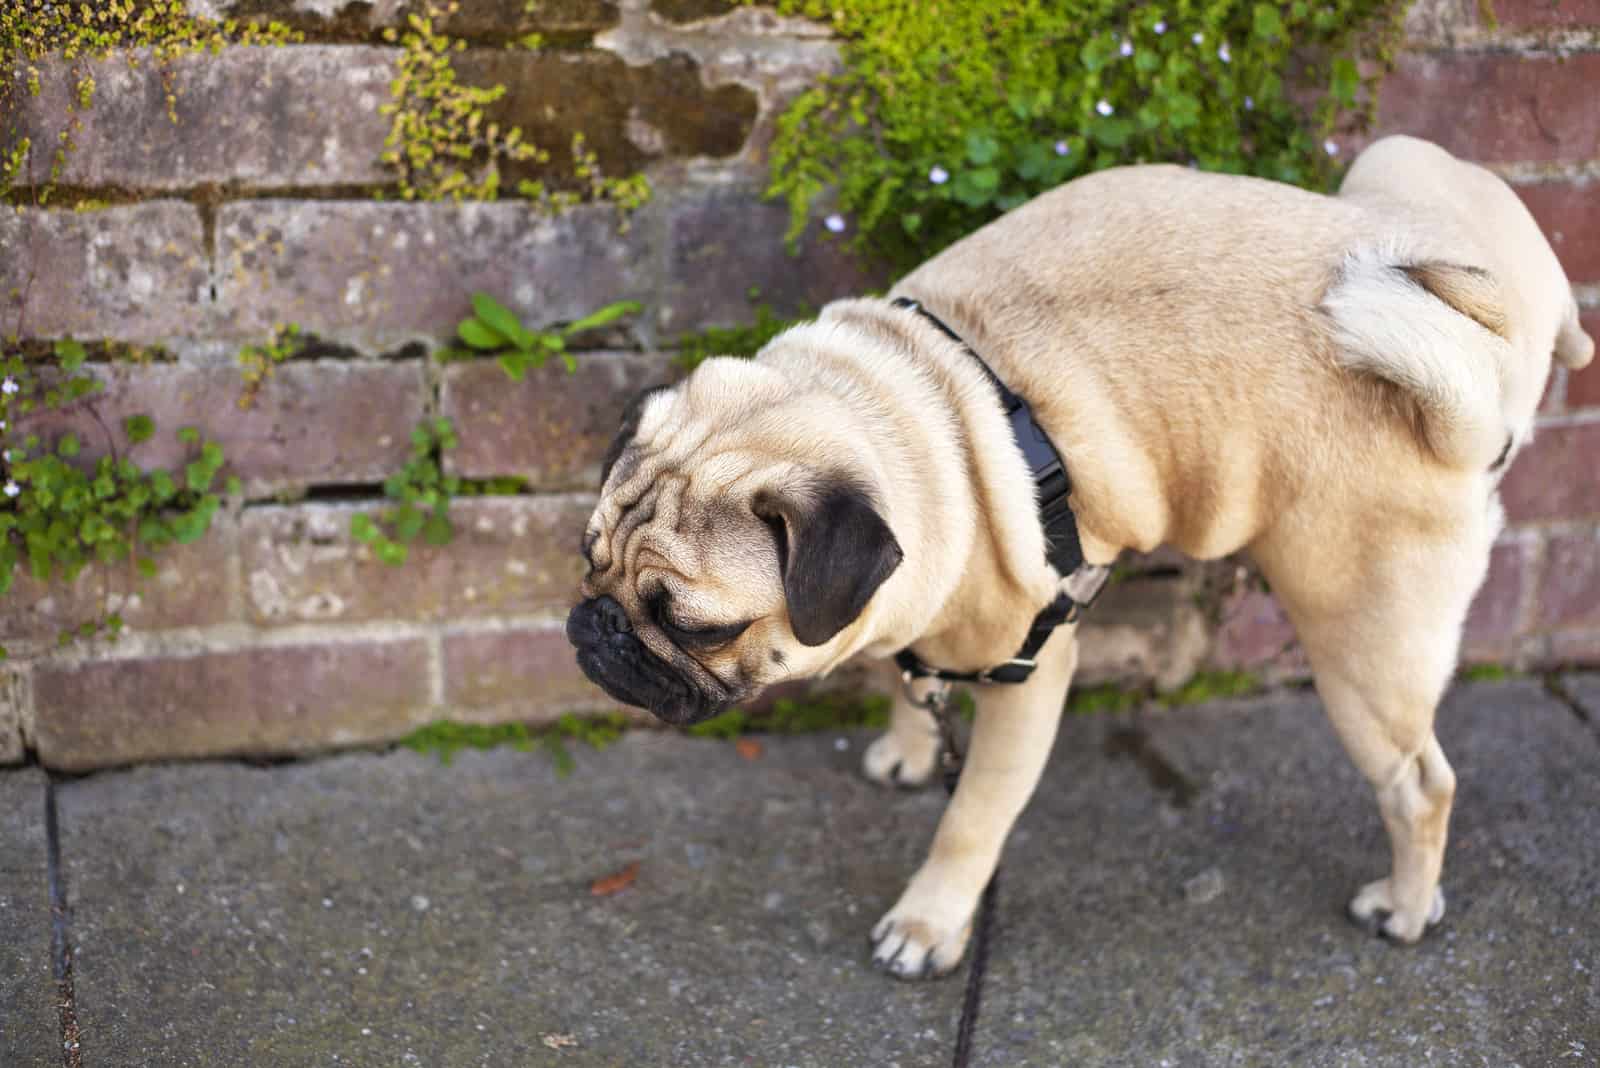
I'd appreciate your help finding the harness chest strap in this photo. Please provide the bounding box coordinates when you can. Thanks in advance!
[889,297,1109,686]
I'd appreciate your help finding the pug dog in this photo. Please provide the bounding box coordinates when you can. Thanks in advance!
[566,135,1594,979]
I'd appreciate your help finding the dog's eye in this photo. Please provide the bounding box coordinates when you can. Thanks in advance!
[662,617,753,648]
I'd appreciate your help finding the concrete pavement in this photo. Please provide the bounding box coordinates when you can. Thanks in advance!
[2,678,1597,1066]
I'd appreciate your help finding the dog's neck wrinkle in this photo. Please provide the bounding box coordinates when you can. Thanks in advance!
[762,298,1061,670]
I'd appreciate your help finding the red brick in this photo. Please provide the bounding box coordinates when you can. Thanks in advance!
[442,623,614,723]
[1536,528,1600,627]
[0,203,208,345]
[32,637,433,770]
[1545,628,1600,666]
[1488,0,1600,28]
[1564,311,1600,409]
[214,200,654,349]
[442,352,678,490]
[1209,588,1309,675]
[15,361,425,496]
[1515,182,1600,287]
[1501,422,1600,522]
[1377,53,1600,164]
[7,48,393,190]
[241,497,593,625]
[0,513,238,643]
[1463,540,1529,656]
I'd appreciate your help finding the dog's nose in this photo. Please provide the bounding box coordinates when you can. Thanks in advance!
[594,595,632,635]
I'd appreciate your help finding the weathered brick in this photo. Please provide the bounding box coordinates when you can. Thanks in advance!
[0,513,238,642]
[1487,0,1600,28]
[1501,422,1600,522]
[442,622,613,722]
[15,361,425,496]
[191,0,618,34]
[1536,527,1600,627]
[1516,182,1600,287]
[458,51,757,184]
[1564,311,1600,409]
[442,352,677,489]
[652,0,740,22]
[214,200,653,348]
[656,181,886,334]
[7,48,393,190]
[1377,53,1600,164]
[241,496,593,625]
[1463,540,1529,657]
[32,637,433,770]
[0,668,26,764]
[0,203,208,344]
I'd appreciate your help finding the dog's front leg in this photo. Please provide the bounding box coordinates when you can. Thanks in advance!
[870,627,1078,979]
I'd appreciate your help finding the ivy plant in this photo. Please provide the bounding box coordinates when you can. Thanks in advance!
[759,0,1402,269]
[351,417,460,567]
[0,341,232,654]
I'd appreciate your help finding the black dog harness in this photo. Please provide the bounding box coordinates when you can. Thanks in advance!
[890,297,1108,686]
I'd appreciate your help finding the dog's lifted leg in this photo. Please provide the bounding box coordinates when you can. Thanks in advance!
[863,665,942,788]
[870,627,1078,978]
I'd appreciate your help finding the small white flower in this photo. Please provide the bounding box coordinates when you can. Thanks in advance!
[1,377,16,395]
[1192,31,1204,45]
[0,419,6,431]
[1324,138,1341,156]
[1218,41,1231,62]
[1054,140,1071,156]
[1244,95,1255,111]
[3,482,18,498]
[824,213,846,233]
[1096,99,1114,117]
[928,165,950,185]
[1153,19,1167,33]
[1119,39,1134,57]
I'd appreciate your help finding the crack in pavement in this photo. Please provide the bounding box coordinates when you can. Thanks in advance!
[1541,674,1596,740]
[44,780,81,1068]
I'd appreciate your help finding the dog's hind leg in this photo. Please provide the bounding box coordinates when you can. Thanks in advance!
[1255,520,1491,944]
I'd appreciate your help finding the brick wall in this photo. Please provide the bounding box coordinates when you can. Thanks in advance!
[1,0,1596,768]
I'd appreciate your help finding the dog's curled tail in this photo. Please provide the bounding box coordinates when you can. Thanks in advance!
[1322,245,1511,471]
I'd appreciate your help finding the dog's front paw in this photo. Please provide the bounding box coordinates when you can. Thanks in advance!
[862,727,939,788]
[869,883,975,979]
[1347,878,1446,942]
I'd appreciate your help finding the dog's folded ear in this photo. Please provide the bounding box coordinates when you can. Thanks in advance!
[1397,262,1509,339]
[754,478,903,647]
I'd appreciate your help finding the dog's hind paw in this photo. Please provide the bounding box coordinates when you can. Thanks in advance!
[862,728,938,789]
[1347,878,1445,943]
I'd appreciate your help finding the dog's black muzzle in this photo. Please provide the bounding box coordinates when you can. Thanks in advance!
[566,596,723,726]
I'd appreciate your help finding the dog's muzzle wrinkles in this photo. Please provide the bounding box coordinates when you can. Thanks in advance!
[566,596,721,726]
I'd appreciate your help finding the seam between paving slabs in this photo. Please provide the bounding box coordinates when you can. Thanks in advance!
[1541,674,1597,742]
[44,779,81,1068]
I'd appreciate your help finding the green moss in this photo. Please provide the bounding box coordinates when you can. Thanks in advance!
[674,301,802,370]
[1459,663,1512,683]
[1068,683,1143,716]
[401,712,631,775]
[1158,669,1262,707]
[756,0,1405,269]
[689,692,891,738]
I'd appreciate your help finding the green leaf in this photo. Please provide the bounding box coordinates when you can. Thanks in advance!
[560,300,641,338]
[1090,117,1136,148]
[422,511,453,546]
[135,557,158,578]
[1253,3,1284,39]
[56,433,79,458]
[964,131,999,165]
[176,426,200,446]
[123,414,155,444]
[350,513,378,542]
[225,475,242,497]
[375,539,408,566]
[457,317,508,351]
[1330,57,1360,107]
[53,338,87,371]
[470,292,536,349]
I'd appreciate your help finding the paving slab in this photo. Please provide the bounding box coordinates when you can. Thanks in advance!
[0,769,57,1068]
[52,679,1600,1067]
